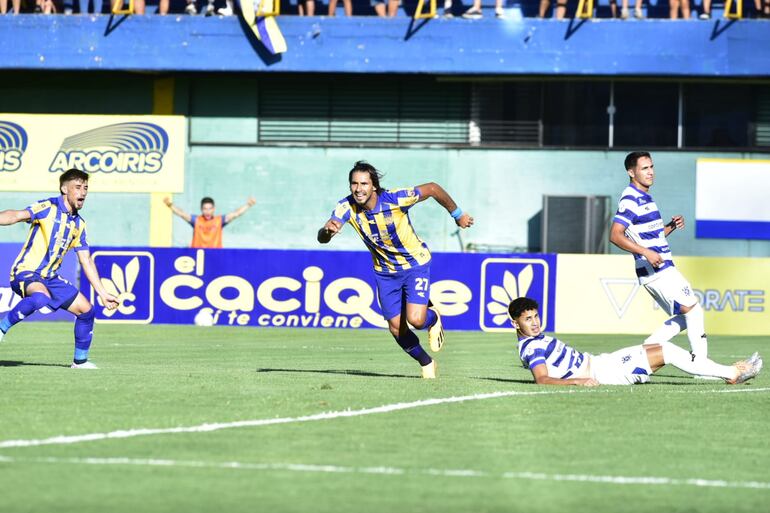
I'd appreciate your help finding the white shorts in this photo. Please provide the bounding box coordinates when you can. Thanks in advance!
[643,267,698,316]
[590,345,652,385]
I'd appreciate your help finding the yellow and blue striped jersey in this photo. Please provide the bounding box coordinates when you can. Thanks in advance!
[10,196,89,280]
[331,187,431,273]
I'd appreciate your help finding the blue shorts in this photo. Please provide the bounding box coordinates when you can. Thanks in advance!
[374,263,431,321]
[11,271,79,311]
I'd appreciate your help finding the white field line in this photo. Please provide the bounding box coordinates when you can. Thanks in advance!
[708,387,770,393]
[0,455,768,491]
[0,386,766,451]
[0,390,569,450]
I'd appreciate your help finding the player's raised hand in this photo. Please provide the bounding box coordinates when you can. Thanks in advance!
[324,219,341,234]
[163,197,173,207]
[671,215,685,230]
[456,212,474,229]
[247,197,256,207]
[318,219,342,243]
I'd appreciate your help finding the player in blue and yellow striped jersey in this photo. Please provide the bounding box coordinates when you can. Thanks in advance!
[318,161,474,378]
[0,168,118,368]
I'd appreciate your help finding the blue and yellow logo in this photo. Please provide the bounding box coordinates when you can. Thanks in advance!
[49,122,169,174]
[90,251,155,324]
[0,121,28,172]
[479,257,553,333]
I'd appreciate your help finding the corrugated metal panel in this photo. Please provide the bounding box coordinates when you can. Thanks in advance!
[756,90,770,147]
[258,79,469,145]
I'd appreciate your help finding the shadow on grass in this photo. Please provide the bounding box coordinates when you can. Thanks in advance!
[476,374,718,386]
[0,360,70,368]
[473,376,536,385]
[257,367,419,379]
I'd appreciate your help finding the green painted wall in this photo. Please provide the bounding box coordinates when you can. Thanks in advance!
[176,146,770,257]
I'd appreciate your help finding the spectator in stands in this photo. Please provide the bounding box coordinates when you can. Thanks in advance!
[538,0,566,18]
[164,196,256,249]
[755,0,770,17]
[298,0,315,15]
[609,0,643,18]
[327,0,351,15]
[458,0,505,18]
[112,0,169,13]
[698,0,711,18]
[669,0,690,18]
[462,0,482,17]
[78,0,103,13]
[373,0,398,16]
[35,0,55,13]
[0,0,21,14]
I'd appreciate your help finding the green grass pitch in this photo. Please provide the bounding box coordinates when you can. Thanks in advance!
[0,322,768,513]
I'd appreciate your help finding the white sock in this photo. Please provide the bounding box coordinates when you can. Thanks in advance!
[660,341,734,380]
[684,303,708,359]
[644,315,686,345]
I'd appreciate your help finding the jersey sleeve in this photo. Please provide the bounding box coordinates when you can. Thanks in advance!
[25,199,53,223]
[330,198,352,224]
[189,214,197,228]
[519,341,547,370]
[389,187,421,211]
[613,197,637,228]
[73,223,90,252]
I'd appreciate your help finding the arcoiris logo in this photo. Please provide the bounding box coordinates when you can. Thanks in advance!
[49,122,169,174]
[0,121,28,172]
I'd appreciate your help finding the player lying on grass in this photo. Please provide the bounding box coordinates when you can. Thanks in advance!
[508,297,762,386]
[0,168,119,368]
[318,161,473,379]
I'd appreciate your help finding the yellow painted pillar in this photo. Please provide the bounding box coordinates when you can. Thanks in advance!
[149,77,175,247]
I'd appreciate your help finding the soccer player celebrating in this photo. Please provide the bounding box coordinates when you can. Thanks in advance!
[318,161,473,379]
[0,168,119,368]
[509,297,762,386]
[163,195,256,249]
[610,152,710,363]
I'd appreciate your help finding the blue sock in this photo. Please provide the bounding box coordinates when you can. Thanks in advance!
[394,330,432,366]
[73,308,95,363]
[1,292,50,333]
[421,308,438,330]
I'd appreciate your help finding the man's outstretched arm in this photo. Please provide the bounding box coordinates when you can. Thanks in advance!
[415,182,474,228]
[163,197,193,223]
[224,197,257,224]
[529,363,599,387]
[0,209,30,226]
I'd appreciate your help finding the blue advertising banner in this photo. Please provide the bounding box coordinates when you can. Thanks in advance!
[80,248,557,332]
[0,242,77,321]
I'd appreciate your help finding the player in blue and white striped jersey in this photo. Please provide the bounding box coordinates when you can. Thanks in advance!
[509,297,762,386]
[610,152,709,363]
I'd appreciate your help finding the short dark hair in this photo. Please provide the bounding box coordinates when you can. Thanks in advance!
[348,161,383,193]
[624,151,651,171]
[508,297,539,321]
[59,168,88,189]
[201,197,215,208]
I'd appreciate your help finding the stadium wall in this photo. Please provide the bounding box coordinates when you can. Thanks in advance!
[1,17,770,76]
[3,143,769,257]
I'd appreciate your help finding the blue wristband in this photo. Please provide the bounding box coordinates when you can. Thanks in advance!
[450,208,463,220]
